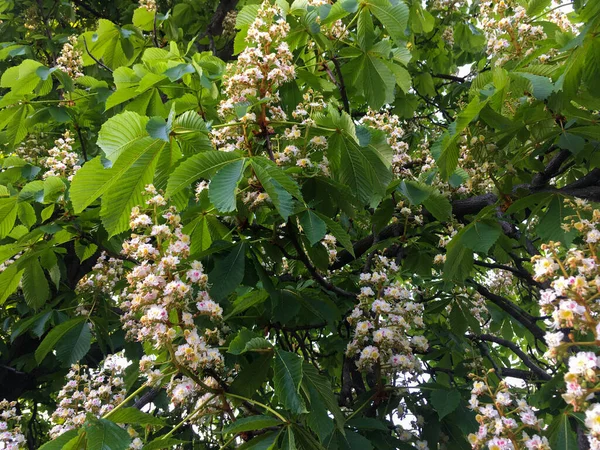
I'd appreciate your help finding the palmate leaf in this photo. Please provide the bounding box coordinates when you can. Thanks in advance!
[166,151,243,197]
[70,157,116,213]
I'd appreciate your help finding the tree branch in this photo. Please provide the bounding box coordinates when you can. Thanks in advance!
[470,334,551,381]
[469,281,546,342]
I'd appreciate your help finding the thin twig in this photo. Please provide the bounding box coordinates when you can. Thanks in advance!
[82,37,113,73]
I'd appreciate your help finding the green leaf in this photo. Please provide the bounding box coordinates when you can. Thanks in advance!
[38,430,80,450]
[100,137,167,236]
[557,132,585,154]
[514,72,554,100]
[209,242,246,300]
[105,407,166,426]
[55,319,92,366]
[462,221,501,253]
[273,349,306,414]
[368,0,409,44]
[43,177,66,203]
[70,157,116,213]
[300,210,327,246]
[238,432,280,450]
[422,191,452,222]
[223,416,283,435]
[314,212,354,257]
[329,133,388,206]
[97,111,149,162]
[22,259,50,309]
[251,161,294,220]
[548,414,578,450]
[0,197,18,238]
[225,290,269,320]
[74,241,98,263]
[146,116,171,142]
[84,416,131,450]
[302,363,345,432]
[35,317,86,364]
[164,63,195,82]
[228,329,273,355]
[430,389,461,420]
[281,427,297,450]
[399,180,431,205]
[209,159,245,212]
[443,237,473,282]
[0,263,24,304]
[527,0,551,16]
[166,151,242,197]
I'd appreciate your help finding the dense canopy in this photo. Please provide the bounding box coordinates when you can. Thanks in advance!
[0,0,599,449]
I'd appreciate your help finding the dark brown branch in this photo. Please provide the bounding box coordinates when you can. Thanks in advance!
[82,37,113,73]
[71,0,107,20]
[74,124,87,161]
[531,148,570,188]
[473,260,542,288]
[470,334,551,381]
[331,57,350,114]
[287,223,355,298]
[431,73,466,83]
[470,281,546,342]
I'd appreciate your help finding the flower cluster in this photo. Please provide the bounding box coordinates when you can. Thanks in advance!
[222,10,238,38]
[76,252,125,315]
[212,2,294,152]
[49,354,129,439]
[359,108,411,176]
[346,254,427,375]
[0,252,22,275]
[467,373,548,450]
[139,0,157,12]
[14,135,46,164]
[479,0,547,66]
[530,199,600,447]
[76,251,124,297]
[42,130,81,181]
[55,36,84,79]
[277,122,330,174]
[0,400,26,450]
[117,185,225,378]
